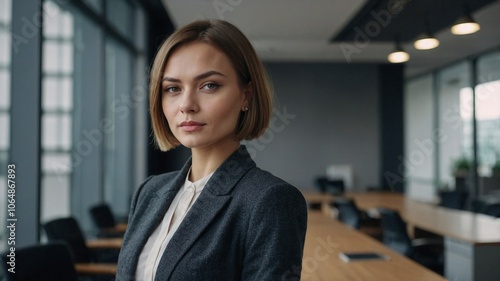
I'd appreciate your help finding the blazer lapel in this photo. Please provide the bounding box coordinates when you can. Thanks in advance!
[154,146,256,281]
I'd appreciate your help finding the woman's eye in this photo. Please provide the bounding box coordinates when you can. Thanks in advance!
[202,83,220,91]
[163,86,180,93]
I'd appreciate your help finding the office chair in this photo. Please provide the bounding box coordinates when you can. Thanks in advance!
[89,203,126,237]
[43,217,119,264]
[480,203,500,218]
[1,243,79,281]
[439,190,468,210]
[331,197,382,239]
[331,198,362,229]
[379,208,444,274]
[307,202,323,211]
[314,176,345,195]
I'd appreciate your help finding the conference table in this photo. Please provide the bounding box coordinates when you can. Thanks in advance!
[303,191,500,281]
[80,206,442,280]
[303,211,446,281]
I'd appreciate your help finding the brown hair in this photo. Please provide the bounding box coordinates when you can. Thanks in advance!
[149,20,273,151]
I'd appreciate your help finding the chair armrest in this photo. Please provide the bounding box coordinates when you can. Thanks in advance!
[411,237,444,248]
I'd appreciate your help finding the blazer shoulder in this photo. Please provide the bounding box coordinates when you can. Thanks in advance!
[132,171,180,203]
[241,167,306,205]
[244,167,298,190]
[144,171,179,190]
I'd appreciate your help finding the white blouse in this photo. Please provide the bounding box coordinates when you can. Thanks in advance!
[135,169,214,281]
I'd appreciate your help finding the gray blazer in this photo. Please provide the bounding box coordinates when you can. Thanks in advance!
[116,146,307,281]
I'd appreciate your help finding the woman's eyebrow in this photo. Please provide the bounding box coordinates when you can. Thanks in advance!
[194,70,226,80]
[162,70,226,83]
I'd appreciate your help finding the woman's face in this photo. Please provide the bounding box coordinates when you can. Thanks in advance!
[161,41,250,151]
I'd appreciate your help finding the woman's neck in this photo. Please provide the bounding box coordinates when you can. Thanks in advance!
[189,141,240,182]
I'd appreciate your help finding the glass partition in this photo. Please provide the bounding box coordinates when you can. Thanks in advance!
[406,52,500,203]
[476,52,500,195]
[404,74,435,201]
[437,62,473,192]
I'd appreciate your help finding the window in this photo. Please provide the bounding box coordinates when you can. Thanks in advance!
[404,74,435,201]
[476,52,500,194]
[437,62,473,191]
[0,0,11,253]
[40,0,74,221]
[405,51,500,201]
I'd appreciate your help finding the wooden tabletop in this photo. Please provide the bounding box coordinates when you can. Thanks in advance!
[86,238,123,249]
[303,212,447,281]
[303,191,500,245]
[402,199,500,245]
[74,263,117,275]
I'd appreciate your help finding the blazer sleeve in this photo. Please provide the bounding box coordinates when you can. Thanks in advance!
[242,184,308,281]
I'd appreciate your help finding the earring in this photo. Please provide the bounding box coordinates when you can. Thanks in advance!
[242,106,249,112]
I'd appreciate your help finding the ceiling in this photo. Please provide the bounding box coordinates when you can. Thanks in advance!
[162,0,500,78]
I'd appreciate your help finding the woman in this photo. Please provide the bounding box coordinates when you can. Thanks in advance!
[116,19,307,281]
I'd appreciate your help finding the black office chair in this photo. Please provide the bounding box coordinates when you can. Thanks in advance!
[307,202,323,211]
[331,198,362,229]
[1,243,78,281]
[315,176,345,195]
[379,208,444,274]
[89,203,126,238]
[480,203,500,218]
[332,198,382,239]
[439,190,468,210]
[43,217,119,264]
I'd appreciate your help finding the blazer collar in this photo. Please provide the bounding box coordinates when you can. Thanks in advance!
[153,145,256,280]
[155,145,256,198]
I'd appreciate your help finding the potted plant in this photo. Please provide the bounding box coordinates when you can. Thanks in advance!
[452,157,471,192]
[492,160,500,177]
[453,157,471,178]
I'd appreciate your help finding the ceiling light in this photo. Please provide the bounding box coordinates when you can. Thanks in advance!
[388,44,410,63]
[414,34,440,50]
[451,14,480,35]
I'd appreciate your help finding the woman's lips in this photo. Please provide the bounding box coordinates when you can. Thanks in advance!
[179,121,206,132]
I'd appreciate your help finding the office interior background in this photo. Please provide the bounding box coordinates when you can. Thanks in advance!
[0,0,499,253]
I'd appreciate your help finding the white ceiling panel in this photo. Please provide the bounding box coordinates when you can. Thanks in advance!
[161,0,500,77]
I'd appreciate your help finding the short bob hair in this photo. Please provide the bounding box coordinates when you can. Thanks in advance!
[149,19,273,151]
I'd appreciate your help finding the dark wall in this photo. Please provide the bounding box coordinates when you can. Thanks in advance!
[248,62,382,191]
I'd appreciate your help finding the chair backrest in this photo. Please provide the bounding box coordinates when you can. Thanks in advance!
[314,177,345,195]
[332,198,361,229]
[439,190,468,210]
[379,208,413,257]
[90,203,116,229]
[1,243,78,281]
[307,202,323,211]
[43,217,92,263]
[480,203,500,218]
[314,177,328,193]
[325,179,345,195]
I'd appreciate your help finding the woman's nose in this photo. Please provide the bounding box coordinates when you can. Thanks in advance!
[179,89,199,113]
